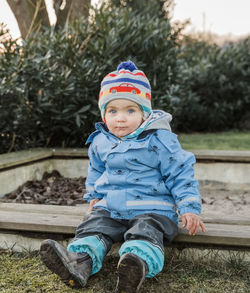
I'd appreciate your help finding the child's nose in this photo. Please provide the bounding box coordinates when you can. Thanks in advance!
[116,112,126,121]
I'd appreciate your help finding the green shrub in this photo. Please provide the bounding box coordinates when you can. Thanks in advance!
[0,24,99,152]
[169,37,250,132]
[0,27,25,151]
[0,2,180,154]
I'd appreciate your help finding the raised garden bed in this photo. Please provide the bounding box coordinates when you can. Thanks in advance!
[1,148,250,198]
[0,148,250,252]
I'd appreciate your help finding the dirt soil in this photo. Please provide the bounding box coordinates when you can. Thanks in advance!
[1,170,250,218]
[1,170,87,206]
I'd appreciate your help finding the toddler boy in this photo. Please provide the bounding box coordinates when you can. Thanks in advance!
[40,61,205,293]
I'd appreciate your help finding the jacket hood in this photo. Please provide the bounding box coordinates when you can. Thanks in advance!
[144,110,172,132]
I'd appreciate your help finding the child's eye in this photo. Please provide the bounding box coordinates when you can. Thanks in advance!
[108,109,116,114]
[128,109,135,114]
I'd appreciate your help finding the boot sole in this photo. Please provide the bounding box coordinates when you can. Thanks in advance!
[116,254,146,293]
[40,240,83,289]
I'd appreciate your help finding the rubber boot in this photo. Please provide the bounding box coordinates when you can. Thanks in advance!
[40,239,92,289]
[115,253,148,293]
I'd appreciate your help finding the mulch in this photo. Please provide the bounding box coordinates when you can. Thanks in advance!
[1,170,87,206]
[1,170,249,211]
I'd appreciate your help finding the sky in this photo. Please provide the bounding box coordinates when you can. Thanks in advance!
[0,0,250,39]
[172,0,250,37]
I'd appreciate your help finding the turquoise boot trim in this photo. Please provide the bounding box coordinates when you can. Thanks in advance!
[119,240,164,278]
[67,236,106,275]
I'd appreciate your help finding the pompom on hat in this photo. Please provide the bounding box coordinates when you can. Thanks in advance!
[98,61,152,120]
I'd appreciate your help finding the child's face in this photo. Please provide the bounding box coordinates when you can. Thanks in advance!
[105,99,143,137]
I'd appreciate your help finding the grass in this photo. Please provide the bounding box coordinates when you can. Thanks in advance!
[0,248,249,293]
[178,131,250,151]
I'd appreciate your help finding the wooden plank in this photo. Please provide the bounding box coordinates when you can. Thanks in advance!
[0,203,88,216]
[1,149,250,173]
[52,148,88,158]
[1,209,250,248]
[0,210,81,234]
[1,203,250,226]
[192,150,250,162]
[200,215,250,225]
[0,148,89,171]
[176,224,250,247]
[53,149,250,162]
[0,149,52,170]
[200,212,250,226]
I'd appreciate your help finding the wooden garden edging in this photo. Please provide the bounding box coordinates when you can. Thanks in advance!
[1,148,250,251]
[0,202,250,251]
[1,148,250,172]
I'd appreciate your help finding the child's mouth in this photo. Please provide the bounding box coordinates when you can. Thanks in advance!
[116,127,127,130]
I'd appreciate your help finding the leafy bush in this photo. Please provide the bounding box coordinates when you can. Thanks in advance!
[0,1,180,153]
[168,37,250,132]
[0,25,98,151]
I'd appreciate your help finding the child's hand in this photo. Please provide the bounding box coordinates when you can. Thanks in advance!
[181,213,206,236]
[88,198,100,212]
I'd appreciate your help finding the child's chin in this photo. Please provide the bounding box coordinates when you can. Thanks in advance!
[114,131,130,137]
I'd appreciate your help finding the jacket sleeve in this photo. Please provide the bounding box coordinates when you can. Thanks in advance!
[157,131,202,216]
[84,141,106,202]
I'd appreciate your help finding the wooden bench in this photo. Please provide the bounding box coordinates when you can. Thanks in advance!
[0,202,249,251]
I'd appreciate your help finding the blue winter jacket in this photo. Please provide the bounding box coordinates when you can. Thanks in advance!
[84,112,202,225]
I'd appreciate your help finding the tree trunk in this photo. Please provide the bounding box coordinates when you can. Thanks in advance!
[7,0,50,39]
[7,0,90,37]
[54,0,72,28]
[54,0,90,29]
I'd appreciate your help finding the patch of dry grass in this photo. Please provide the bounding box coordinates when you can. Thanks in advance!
[0,248,249,293]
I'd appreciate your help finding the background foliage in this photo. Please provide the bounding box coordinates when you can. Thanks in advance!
[171,37,250,132]
[0,0,250,154]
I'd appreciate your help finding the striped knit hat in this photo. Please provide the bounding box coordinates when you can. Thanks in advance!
[99,61,152,120]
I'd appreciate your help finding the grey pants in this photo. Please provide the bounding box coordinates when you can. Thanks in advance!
[74,208,178,255]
